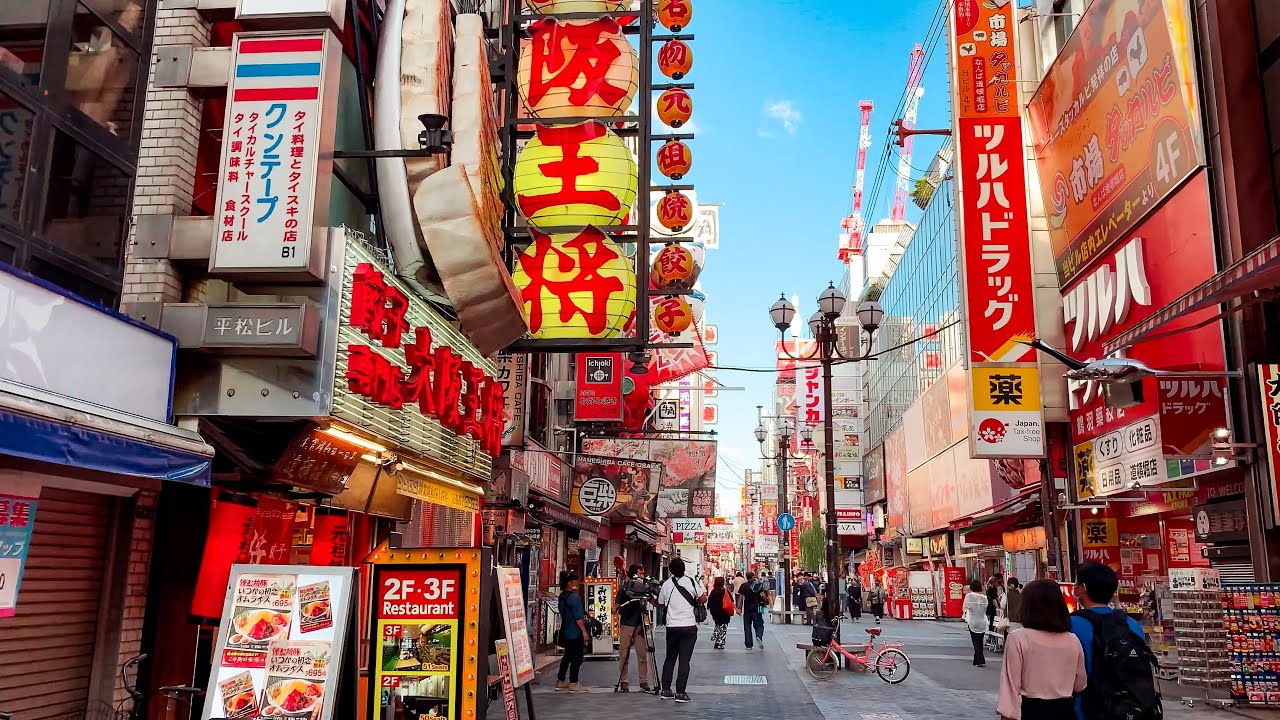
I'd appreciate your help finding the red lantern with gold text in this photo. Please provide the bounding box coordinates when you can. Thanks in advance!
[517,18,639,119]
[652,243,698,291]
[656,140,691,180]
[191,492,258,621]
[657,39,693,79]
[309,507,350,566]
[657,87,692,127]
[657,0,692,31]
[653,295,694,335]
[656,191,694,232]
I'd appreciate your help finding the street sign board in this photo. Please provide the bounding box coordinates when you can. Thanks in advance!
[776,513,796,532]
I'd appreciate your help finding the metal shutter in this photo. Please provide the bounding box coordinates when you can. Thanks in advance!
[1211,560,1256,584]
[0,488,113,719]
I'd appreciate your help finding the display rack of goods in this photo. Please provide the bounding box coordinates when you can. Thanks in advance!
[910,587,936,619]
[1143,583,1178,680]
[1223,584,1280,704]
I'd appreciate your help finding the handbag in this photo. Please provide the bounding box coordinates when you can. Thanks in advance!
[805,596,819,609]
[721,591,736,616]
[674,578,708,623]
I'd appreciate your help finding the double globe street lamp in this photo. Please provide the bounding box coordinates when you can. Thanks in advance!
[767,284,883,620]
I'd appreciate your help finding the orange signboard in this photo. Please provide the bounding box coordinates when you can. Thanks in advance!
[1027,0,1202,284]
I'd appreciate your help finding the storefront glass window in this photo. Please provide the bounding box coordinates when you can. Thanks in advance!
[27,254,116,307]
[0,91,34,229]
[81,0,146,38]
[0,2,50,88]
[42,130,129,276]
[66,7,139,137]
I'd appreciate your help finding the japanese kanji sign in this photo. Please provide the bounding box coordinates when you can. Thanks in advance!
[517,18,639,118]
[494,352,528,447]
[201,303,315,354]
[511,228,637,339]
[574,353,624,422]
[210,32,340,277]
[0,494,36,618]
[1027,0,1203,284]
[795,362,823,450]
[950,0,1044,458]
[1258,365,1280,526]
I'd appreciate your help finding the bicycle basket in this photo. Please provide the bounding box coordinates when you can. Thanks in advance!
[812,624,836,646]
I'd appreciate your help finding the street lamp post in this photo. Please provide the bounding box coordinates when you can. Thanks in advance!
[756,417,794,619]
[768,285,882,621]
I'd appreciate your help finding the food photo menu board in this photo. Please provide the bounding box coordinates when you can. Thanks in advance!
[202,566,357,720]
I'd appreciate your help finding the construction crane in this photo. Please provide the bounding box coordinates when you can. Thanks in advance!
[838,100,873,264]
[890,44,925,223]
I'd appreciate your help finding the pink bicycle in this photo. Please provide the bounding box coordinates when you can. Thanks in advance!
[805,624,912,683]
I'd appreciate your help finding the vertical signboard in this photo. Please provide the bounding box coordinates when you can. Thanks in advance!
[495,567,534,686]
[210,31,340,278]
[1259,365,1280,526]
[574,353,624,422]
[495,352,528,447]
[949,0,1045,458]
[796,362,824,447]
[0,494,36,618]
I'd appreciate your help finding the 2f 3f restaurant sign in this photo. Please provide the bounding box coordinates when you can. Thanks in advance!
[333,239,502,478]
[210,31,340,279]
[949,0,1044,458]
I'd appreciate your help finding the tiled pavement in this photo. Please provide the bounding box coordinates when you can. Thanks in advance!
[491,615,1257,720]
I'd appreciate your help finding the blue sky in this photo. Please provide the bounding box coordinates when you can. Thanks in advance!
[679,0,955,517]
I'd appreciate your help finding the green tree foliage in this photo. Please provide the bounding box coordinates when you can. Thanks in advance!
[799,524,826,573]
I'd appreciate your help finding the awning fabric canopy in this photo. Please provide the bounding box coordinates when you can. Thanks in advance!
[1105,234,1280,354]
[950,488,1040,546]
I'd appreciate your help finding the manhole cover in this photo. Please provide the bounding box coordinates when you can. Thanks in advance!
[724,675,768,685]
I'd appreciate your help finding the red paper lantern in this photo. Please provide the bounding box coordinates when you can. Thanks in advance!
[309,507,350,566]
[657,39,693,79]
[656,191,694,232]
[655,140,692,180]
[191,492,258,622]
[657,87,692,128]
[657,0,692,31]
[653,296,694,335]
[652,243,697,291]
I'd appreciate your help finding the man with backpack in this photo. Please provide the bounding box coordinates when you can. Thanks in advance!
[737,571,768,649]
[1069,562,1162,720]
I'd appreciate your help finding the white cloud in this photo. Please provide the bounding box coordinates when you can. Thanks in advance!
[764,99,802,135]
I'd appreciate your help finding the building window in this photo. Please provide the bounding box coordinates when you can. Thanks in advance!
[0,91,34,229]
[42,129,130,276]
[66,6,140,138]
[0,1,51,89]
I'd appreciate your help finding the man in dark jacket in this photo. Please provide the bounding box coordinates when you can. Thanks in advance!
[799,573,819,625]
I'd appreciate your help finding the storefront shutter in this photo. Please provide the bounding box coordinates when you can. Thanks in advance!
[1210,560,1255,584]
[0,487,114,719]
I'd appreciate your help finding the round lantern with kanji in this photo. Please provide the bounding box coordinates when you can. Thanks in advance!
[657,0,692,31]
[657,87,693,128]
[517,18,639,118]
[525,0,628,14]
[513,121,638,228]
[652,243,699,291]
[511,227,637,339]
[652,295,694,335]
[656,191,695,232]
[655,140,692,180]
[657,39,693,79]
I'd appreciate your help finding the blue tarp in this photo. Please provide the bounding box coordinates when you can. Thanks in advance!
[0,408,211,486]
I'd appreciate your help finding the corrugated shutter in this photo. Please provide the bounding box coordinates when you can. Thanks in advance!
[1211,560,1256,584]
[0,488,113,719]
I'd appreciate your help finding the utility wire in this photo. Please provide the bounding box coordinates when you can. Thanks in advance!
[707,320,961,374]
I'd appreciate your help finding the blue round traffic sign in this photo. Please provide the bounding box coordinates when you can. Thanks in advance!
[776,513,796,532]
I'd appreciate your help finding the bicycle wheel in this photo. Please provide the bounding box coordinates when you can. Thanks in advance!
[875,649,911,684]
[806,647,838,680]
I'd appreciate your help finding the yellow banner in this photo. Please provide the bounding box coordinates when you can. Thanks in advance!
[397,474,482,513]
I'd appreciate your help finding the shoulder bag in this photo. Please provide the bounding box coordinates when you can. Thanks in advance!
[674,578,708,623]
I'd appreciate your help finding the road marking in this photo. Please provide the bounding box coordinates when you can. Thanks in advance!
[724,674,768,685]
[860,714,906,720]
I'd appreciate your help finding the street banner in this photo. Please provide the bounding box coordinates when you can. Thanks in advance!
[581,438,717,518]
[569,454,663,521]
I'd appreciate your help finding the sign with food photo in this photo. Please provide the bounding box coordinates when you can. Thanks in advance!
[201,566,357,720]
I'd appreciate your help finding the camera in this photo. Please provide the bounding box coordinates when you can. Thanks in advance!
[622,576,660,600]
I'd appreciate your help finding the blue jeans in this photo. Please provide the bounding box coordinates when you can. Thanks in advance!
[743,611,764,647]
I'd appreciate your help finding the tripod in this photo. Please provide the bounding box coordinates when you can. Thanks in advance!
[614,597,659,694]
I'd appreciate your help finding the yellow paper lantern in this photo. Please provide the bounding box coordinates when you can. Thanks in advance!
[657,87,692,127]
[655,140,692,180]
[525,0,629,14]
[517,18,639,118]
[652,295,694,335]
[656,191,694,232]
[512,228,637,339]
[657,39,693,79]
[657,0,692,31]
[513,121,637,228]
[652,243,698,291]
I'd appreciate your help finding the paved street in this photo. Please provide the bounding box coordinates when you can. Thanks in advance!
[495,617,1253,720]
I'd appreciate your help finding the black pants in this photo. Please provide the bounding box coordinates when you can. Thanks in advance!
[849,598,862,620]
[871,604,884,622]
[558,637,585,682]
[1022,697,1074,720]
[661,625,697,693]
[987,611,996,631]
[969,630,986,666]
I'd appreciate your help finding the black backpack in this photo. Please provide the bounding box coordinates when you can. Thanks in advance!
[1074,609,1163,720]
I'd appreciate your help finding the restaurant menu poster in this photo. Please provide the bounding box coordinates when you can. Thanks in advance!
[373,567,464,720]
[495,567,534,686]
[203,565,356,720]
[582,578,617,656]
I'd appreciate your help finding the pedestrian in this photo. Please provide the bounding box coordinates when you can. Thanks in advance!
[847,576,863,622]
[1005,577,1024,632]
[1070,562,1161,720]
[556,571,589,692]
[707,576,733,650]
[868,579,886,624]
[987,574,1004,631]
[964,578,990,667]
[615,564,654,692]
[997,579,1087,720]
[737,571,767,649]
[731,570,746,596]
[800,573,819,625]
[658,557,706,704]
[583,540,601,578]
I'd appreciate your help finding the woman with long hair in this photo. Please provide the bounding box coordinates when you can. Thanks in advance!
[707,576,733,650]
[996,580,1086,720]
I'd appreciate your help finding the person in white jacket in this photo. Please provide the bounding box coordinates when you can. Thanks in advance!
[963,579,991,667]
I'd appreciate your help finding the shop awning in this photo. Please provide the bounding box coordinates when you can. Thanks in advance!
[950,488,1040,546]
[0,389,213,486]
[1105,234,1280,355]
